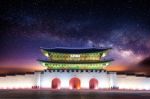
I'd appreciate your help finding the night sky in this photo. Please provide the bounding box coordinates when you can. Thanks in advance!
[0,0,150,74]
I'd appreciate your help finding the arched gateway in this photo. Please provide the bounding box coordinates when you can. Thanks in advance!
[89,78,98,89]
[69,77,81,89]
[51,78,61,89]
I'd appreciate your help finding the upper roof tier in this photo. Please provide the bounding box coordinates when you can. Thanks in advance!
[40,47,112,62]
[41,47,112,54]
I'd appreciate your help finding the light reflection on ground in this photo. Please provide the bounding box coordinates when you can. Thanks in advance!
[0,89,150,99]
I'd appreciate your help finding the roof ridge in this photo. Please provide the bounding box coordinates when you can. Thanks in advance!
[54,47,111,49]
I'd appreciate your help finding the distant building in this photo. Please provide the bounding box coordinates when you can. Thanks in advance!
[0,47,150,90]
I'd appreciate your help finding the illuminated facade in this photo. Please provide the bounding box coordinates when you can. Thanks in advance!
[0,47,150,90]
[38,47,114,89]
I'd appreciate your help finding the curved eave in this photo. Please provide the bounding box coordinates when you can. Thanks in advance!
[40,47,112,54]
[38,60,112,70]
[38,60,113,64]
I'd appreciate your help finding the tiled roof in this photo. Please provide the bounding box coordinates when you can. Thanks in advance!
[41,47,111,53]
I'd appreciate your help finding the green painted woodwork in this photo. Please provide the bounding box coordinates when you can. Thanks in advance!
[40,61,110,70]
[42,50,108,61]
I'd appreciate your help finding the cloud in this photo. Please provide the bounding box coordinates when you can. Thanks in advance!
[138,56,150,67]
[110,48,144,66]
[86,40,94,47]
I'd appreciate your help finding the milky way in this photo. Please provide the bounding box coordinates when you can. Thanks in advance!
[0,0,150,71]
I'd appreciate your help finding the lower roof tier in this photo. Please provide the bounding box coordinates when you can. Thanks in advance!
[39,60,111,70]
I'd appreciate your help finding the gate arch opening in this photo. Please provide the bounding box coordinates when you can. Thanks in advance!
[51,78,61,89]
[69,77,81,89]
[89,78,98,89]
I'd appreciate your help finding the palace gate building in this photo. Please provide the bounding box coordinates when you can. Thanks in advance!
[0,47,150,90]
